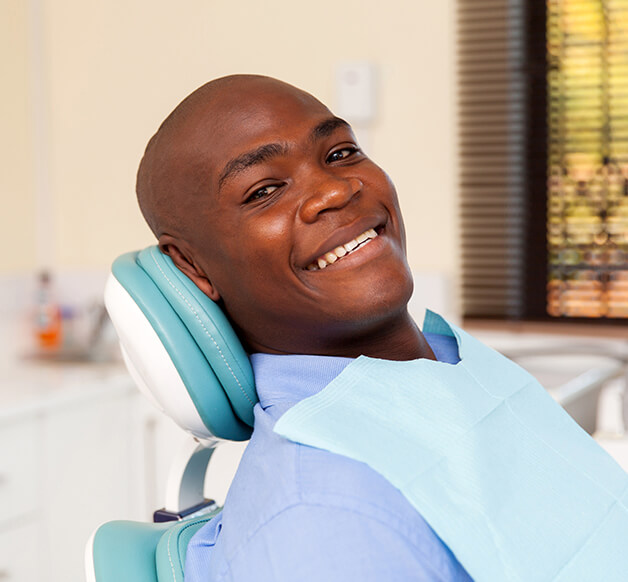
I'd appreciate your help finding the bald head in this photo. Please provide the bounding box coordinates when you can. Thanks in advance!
[136,75,329,240]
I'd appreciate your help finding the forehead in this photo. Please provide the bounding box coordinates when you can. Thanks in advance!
[174,82,335,175]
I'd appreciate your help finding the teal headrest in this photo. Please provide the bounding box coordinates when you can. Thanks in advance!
[110,246,257,441]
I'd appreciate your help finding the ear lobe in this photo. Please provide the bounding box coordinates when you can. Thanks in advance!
[158,239,221,302]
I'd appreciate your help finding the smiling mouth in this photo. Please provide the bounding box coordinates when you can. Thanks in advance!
[305,227,381,271]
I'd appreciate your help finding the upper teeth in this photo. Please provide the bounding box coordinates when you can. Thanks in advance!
[306,228,378,271]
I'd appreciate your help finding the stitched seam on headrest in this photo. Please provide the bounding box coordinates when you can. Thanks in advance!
[165,526,178,581]
[166,518,214,581]
[151,253,255,406]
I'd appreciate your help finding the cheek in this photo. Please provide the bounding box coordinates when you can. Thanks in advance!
[234,203,297,275]
[214,208,295,296]
[370,172,406,246]
[364,164,401,205]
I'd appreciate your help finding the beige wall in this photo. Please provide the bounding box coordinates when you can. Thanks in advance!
[1,0,37,272]
[2,0,457,282]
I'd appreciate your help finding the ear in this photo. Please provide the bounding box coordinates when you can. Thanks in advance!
[158,236,221,302]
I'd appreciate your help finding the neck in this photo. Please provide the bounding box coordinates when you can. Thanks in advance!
[247,310,437,362]
[330,310,436,361]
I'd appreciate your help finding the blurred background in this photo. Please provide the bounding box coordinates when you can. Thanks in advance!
[1,0,627,580]
[1,0,457,295]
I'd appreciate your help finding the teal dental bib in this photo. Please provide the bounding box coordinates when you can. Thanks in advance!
[274,311,628,581]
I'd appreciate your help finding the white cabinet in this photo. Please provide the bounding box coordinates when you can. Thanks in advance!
[0,521,42,582]
[0,418,41,525]
[41,387,136,580]
[0,366,246,582]
[0,417,42,582]
[0,375,138,582]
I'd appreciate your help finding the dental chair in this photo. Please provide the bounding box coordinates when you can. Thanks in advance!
[85,246,259,582]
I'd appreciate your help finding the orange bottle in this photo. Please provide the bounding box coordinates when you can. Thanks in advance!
[35,271,62,350]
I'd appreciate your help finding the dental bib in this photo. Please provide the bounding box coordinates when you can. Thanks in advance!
[274,311,628,581]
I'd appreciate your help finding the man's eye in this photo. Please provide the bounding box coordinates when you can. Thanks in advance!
[326,147,359,164]
[245,184,279,203]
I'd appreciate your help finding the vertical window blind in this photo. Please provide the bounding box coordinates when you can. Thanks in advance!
[458,0,529,319]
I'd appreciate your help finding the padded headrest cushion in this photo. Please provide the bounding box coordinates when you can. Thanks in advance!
[107,246,257,441]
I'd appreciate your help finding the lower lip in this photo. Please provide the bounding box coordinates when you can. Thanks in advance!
[306,232,389,273]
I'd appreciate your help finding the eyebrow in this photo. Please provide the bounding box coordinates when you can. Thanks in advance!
[217,116,352,190]
[310,117,351,141]
[218,143,289,190]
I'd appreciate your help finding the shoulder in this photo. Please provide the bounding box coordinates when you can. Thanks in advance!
[225,407,424,536]
[210,501,465,582]
[196,435,464,582]
[186,412,470,582]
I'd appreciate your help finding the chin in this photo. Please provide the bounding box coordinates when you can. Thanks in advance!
[330,267,414,328]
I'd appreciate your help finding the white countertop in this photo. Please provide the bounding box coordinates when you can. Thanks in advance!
[0,318,133,422]
[0,359,133,423]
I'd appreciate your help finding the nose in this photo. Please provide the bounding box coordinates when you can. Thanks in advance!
[298,173,363,224]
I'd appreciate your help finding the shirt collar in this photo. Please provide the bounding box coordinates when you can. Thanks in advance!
[250,353,353,412]
[250,325,460,416]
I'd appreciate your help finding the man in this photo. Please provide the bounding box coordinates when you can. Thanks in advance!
[136,74,473,581]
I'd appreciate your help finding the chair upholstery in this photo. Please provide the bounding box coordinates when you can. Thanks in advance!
[90,511,219,582]
[88,246,257,581]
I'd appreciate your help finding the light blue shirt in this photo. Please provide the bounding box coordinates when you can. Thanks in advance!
[184,333,472,581]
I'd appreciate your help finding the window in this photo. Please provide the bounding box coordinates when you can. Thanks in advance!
[459,0,628,323]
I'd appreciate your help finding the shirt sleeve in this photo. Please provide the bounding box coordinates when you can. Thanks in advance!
[212,503,468,582]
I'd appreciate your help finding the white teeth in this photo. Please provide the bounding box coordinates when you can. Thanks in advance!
[306,227,380,271]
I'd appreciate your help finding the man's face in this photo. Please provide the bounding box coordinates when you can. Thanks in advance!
[168,79,414,354]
